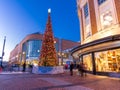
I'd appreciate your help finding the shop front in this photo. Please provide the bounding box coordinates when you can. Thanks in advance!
[72,35,120,75]
[95,49,120,72]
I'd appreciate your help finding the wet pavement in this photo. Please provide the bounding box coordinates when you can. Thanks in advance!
[0,71,120,90]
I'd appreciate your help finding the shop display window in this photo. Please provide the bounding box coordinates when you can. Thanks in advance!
[83,54,93,71]
[95,49,120,72]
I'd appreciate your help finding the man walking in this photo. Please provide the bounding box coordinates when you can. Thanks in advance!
[70,62,74,76]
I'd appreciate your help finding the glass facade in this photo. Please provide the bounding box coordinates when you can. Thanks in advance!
[95,49,120,72]
[22,42,27,53]
[82,49,120,73]
[22,39,59,61]
[27,40,41,58]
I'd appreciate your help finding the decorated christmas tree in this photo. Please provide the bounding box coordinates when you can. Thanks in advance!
[39,9,58,66]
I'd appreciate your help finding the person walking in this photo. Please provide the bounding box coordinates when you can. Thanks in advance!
[0,66,2,73]
[83,63,87,76]
[78,62,84,77]
[70,62,74,76]
[22,63,26,72]
[29,64,33,73]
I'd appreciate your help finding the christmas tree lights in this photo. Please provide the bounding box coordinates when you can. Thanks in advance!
[39,9,58,66]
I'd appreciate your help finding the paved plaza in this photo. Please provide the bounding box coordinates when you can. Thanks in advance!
[0,71,120,90]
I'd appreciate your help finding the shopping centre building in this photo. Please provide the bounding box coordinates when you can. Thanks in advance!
[9,32,79,66]
[71,0,120,74]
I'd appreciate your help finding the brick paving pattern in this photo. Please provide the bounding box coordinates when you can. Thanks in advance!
[0,71,120,90]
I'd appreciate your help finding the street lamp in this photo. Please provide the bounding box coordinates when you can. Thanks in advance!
[22,52,26,72]
[58,52,64,66]
[22,52,26,63]
[37,50,40,52]
[16,55,18,64]
[61,52,64,65]
[16,55,20,71]
[0,36,6,67]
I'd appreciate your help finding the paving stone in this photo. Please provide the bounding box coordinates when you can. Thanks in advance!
[0,71,120,90]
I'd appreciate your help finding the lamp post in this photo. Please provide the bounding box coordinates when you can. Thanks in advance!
[0,36,6,67]
[22,52,26,72]
[58,52,64,66]
[61,52,64,65]
[22,52,26,63]
[16,55,19,71]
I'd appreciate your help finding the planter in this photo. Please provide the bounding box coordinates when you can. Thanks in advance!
[32,66,64,74]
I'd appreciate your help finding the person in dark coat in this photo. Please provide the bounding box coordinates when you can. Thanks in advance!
[29,64,33,73]
[70,62,74,76]
[23,63,26,72]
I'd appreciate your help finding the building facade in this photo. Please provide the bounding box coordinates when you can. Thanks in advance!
[71,0,120,74]
[9,32,79,66]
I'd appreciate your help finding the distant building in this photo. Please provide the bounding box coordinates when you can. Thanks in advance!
[71,0,120,74]
[9,32,79,65]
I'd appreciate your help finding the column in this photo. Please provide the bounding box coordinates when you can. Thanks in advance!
[91,52,96,75]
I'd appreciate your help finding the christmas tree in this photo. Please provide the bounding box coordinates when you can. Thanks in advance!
[39,9,58,66]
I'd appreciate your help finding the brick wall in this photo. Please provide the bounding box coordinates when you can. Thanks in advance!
[88,0,97,35]
[114,0,120,24]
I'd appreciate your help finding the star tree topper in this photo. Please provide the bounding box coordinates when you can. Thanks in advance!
[48,8,51,13]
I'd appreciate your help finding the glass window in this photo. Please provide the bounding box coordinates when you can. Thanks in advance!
[83,54,93,71]
[27,40,41,58]
[95,49,120,72]
[24,39,59,59]
[22,43,27,52]
[22,42,27,57]
[95,51,108,72]
[84,3,89,18]
[98,0,106,5]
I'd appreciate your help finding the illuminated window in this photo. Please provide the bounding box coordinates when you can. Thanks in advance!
[23,39,59,58]
[98,0,106,5]
[83,54,93,71]
[27,40,41,57]
[84,3,89,18]
[95,49,120,72]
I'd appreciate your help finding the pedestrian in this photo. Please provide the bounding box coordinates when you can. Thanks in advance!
[83,63,87,76]
[65,64,68,69]
[29,64,33,73]
[70,62,74,76]
[23,63,26,72]
[78,62,84,77]
[0,66,2,73]
[76,64,80,75]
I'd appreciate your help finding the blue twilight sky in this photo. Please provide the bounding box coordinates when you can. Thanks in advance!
[0,0,80,61]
